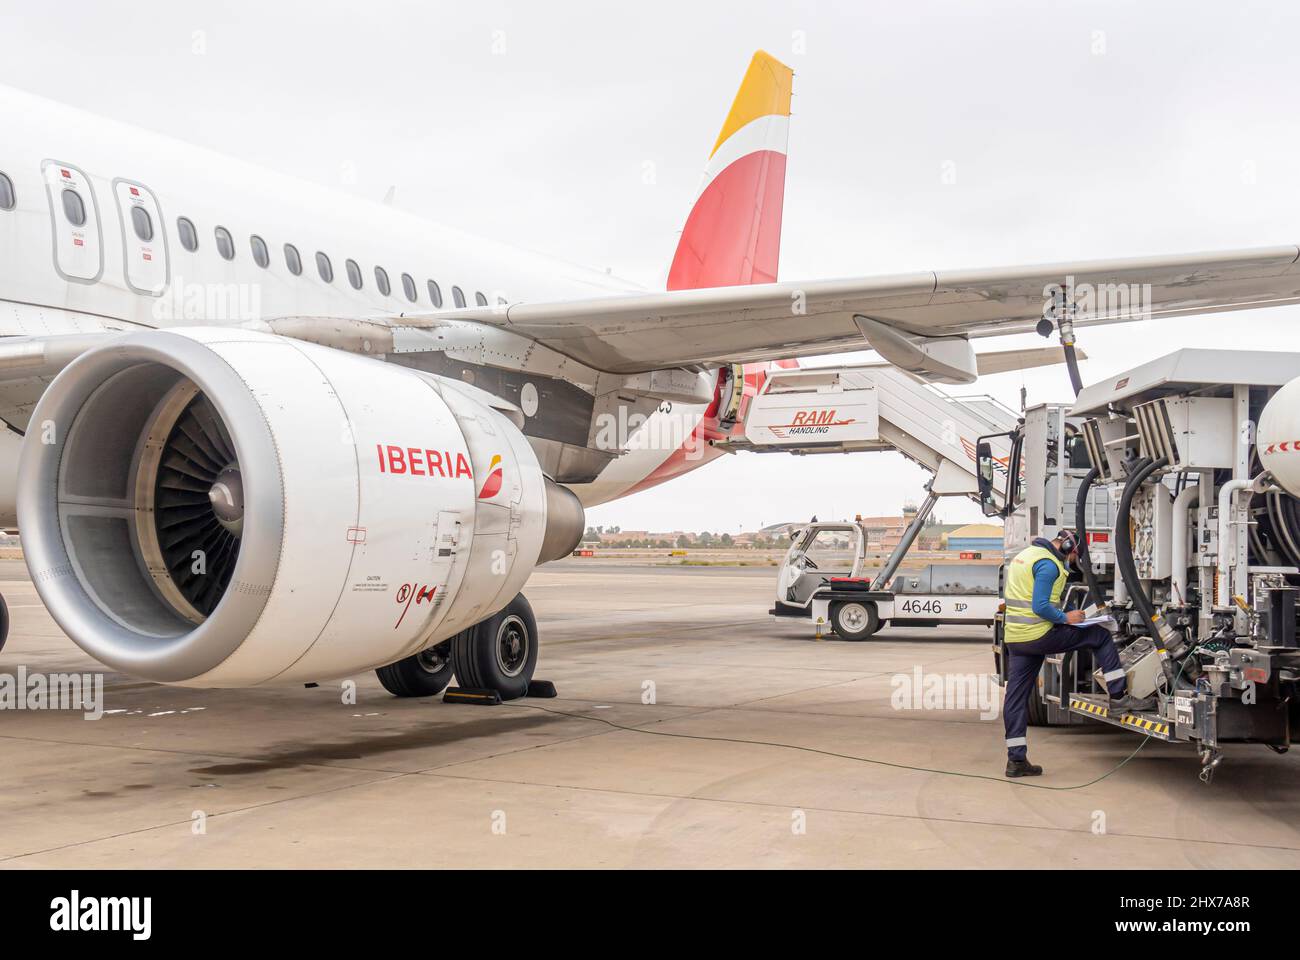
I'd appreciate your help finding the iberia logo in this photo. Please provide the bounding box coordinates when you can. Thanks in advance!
[477,454,504,499]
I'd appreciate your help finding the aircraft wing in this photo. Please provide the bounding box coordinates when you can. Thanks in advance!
[396,245,1300,378]
[0,333,117,431]
[1,244,1297,408]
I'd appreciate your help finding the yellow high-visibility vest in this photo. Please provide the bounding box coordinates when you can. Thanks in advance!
[1004,544,1067,643]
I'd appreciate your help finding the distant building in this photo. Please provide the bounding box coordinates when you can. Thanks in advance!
[945,523,1004,553]
[854,514,910,549]
[599,530,650,543]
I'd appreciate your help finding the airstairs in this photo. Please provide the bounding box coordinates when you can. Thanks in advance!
[715,362,1021,589]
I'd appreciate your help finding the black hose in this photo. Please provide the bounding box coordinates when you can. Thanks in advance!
[1074,466,1104,605]
[1114,456,1169,640]
[1062,342,1084,396]
[1268,491,1300,569]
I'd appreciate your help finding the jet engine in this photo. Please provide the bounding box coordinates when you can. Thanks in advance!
[17,327,583,687]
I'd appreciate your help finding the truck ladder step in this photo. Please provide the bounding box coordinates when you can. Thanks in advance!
[1067,694,1174,740]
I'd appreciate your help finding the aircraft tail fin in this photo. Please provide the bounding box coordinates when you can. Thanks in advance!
[667,51,793,291]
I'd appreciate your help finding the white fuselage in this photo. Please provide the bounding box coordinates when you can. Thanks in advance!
[0,84,712,519]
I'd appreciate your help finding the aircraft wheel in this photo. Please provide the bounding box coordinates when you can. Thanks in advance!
[452,594,538,700]
[0,592,8,654]
[829,599,879,641]
[376,639,454,697]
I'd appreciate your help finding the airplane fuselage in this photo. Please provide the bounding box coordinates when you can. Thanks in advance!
[0,83,726,524]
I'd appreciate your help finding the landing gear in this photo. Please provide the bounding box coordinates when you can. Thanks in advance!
[376,639,454,697]
[375,593,540,701]
[451,593,539,701]
[0,592,7,653]
[829,599,879,641]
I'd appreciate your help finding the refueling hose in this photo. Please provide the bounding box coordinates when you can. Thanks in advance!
[1062,343,1084,396]
[1114,455,1181,681]
[1058,317,1092,601]
[1058,318,1085,396]
[1114,457,1160,627]
[1073,466,1104,606]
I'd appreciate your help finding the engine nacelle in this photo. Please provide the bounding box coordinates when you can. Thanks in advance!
[1260,375,1300,499]
[18,327,583,686]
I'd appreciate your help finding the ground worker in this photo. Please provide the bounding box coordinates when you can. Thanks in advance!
[1001,528,1154,778]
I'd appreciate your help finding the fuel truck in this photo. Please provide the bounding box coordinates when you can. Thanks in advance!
[975,349,1300,778]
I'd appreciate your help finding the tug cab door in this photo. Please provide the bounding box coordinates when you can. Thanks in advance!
[778,523,864,608]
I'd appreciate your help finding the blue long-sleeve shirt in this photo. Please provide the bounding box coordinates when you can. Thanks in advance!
[1031,549,1068,625]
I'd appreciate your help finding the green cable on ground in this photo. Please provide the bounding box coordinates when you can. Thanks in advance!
[509,625,1219,791]
[510,700,1154,792]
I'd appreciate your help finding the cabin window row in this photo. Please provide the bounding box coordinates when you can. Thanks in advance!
[0,175,505,310]
[7,176,157,244]
[170,213,500,309]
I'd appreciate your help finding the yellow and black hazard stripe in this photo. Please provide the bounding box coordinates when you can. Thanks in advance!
[1120,714,1170,737]
[1069,695,1172,737]
[1069,696,1109,718]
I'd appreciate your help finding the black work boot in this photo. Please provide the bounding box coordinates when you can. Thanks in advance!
[1108,693,1156,714]
[1005,758,1043,778]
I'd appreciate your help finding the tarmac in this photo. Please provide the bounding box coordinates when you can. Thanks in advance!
[2,557,1299,868]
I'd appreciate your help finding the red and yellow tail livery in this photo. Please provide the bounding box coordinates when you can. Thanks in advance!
[667,50,793,291]
[623,52,795,497]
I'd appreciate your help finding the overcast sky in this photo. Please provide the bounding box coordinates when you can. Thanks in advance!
[5,1,1299,531]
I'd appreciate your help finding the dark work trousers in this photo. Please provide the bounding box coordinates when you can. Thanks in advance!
[1003,623,1126,761]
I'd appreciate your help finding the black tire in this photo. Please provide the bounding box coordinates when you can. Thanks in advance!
[375,639,454,697]
[1026,667,1049,727]
[829,599,879,641]
[0,592,8,654]
[451,594,538,700]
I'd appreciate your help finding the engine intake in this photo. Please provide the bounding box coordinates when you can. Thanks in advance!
[19,327,581,686]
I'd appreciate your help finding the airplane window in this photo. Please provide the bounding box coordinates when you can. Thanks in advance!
[177,217,198,251]
[61,188,86,227]
[427,280,443,308]
[131,206,154,243]
[375,266,391,296]
[316,252,333,283]
[250,235,270,269]
[497,295,508,306]
[346,259,363,290]
[214,226,235,261]
[402,273,417,303]
[452,286,466,308]
[283,243,302,275]
[475,291,488,307]
[0,173,14,211]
